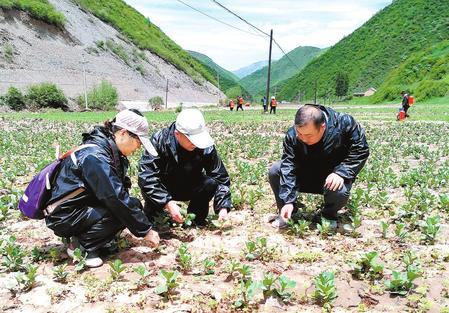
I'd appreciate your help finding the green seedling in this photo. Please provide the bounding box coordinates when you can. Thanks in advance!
[261,271,278,299]
[134,264,151,287]
[73,248,87,272]
[287,219,310,237]
[52,263,69,283]
[109,259,126,281]
[394,223,408,240]
[317,217,334,237]
[380,221,389,238]
[154,270,180,298]
[244,237,276,261]
[2,236,25,271]
[31,246,46,262]
[350,251,384,280]
[48,247,60,264]
[203,258,216,275]
[176,243,192,272]
[384,267,422,296]
[15,264,38,291]
[276,275,296,300]
[420,215,440,244]
[403,250,420,269]
[233,278,260,309]
[313,271,337,310]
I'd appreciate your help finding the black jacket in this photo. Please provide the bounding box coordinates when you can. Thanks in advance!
[45,127,151,237]
[279,105,369,204]
[138,123,231,213]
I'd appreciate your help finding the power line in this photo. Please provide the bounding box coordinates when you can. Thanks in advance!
[273,39,300,70]
[174,0,264,38]
[210,0,299,70]
[211,0,269,37]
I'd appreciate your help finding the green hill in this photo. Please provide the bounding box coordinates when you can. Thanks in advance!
[372,40,449,102]
[277,0,449,102]
[240,46,322,96]
[72,0,215,85]
[188,50,252,99]
[233,60,268,79]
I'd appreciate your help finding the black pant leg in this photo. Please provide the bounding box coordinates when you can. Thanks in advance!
[77,212,124,253]
[321,182,353,220]
[268,161,285,211]
[187,176,218,224]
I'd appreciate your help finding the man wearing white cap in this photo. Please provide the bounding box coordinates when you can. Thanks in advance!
[138,109,231,225]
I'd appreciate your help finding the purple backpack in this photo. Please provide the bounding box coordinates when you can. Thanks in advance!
[18,144,95,219]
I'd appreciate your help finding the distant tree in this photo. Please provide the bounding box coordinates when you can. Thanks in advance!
[335,72,349,99]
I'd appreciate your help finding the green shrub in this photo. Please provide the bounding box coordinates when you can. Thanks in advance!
[148,96,164,111]
[78,80,118,110]
[26,82,67,109]
[0,0,66,27]
[3,44,14,63]
[3,87,25,111]
[415,80,449,100]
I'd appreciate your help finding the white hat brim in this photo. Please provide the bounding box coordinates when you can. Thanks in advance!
[187,131,214,149]
[139,136,158,156]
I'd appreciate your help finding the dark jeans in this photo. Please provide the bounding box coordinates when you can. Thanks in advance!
[236,104,243,111]
[268,162,352,220]
[270,106,276,114]
[144,176,218,224]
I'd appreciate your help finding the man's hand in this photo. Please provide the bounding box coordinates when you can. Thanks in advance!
[280,203,294,222]
[218,208,228,220]
[143,230,160,248]
[165,201,184,223]
[325,173,344,191]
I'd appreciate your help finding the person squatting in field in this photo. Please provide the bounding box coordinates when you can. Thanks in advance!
[45,109,160,267]
[139,108,232,227]
[268,104,370,229]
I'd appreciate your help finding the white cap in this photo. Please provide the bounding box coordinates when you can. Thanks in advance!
[114,109,158,156]
[175,109,214,149]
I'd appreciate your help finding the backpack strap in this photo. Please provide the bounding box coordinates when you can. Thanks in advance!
[69,144,98,165]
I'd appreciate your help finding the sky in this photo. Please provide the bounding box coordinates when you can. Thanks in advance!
[125,0,393,71]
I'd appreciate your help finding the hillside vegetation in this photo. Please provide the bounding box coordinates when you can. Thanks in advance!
[73,0,215,85]
[0,0,65,27]
[371,40,449,102]
[277,0,449,101]
[188,50,251,99]
[240,46,321,96]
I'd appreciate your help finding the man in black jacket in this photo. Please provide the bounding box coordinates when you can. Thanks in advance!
[139,109,231,226]
[268,105,369,229]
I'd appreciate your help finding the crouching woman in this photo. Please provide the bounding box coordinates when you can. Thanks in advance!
[45,109,160,267]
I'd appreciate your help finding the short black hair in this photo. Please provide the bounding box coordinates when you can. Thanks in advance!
[294,105,325,128]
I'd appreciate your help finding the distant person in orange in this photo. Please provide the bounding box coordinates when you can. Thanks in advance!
[236,96,244,111]
[400,91,411,118]
[270,96,277,114]
[229,99,235,111]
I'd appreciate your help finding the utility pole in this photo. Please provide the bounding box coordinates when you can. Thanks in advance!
[314,79,317,105]
[265,29,273,113]
[165,79,168,109]
[81,54,88,110]
[217,71,220,107]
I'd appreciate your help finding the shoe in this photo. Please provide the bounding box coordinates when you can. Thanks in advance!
[85,252,103,268]
[66,236,79,259]
[271,216,288,229]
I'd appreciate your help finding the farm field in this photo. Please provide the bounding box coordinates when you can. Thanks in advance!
[1,103,449,312]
